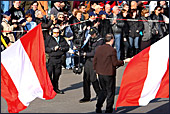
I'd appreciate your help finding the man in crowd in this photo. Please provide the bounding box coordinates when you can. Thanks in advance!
[79,4,89,20]
[25,1,38,22]
[110,6,124,60]
[104,4,113,18]
[1,11,17,43]
[45,27,69,94]
[8,1,26,40]
[50,1,61,20]
[35,10,55,41]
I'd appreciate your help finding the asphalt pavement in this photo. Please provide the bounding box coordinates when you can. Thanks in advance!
[1,63,169,113]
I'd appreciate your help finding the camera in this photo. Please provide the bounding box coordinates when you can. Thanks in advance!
[72,30,86,74]
[73,63,83,74]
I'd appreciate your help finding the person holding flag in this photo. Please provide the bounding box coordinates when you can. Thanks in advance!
[93,33,130,113]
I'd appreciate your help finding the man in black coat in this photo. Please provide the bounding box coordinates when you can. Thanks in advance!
[45,27,69,94]
[79,27,104,103]
[98,11,112,38]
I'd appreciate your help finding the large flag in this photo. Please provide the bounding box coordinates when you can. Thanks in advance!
[116,35,169,109]
[1,23,56,113]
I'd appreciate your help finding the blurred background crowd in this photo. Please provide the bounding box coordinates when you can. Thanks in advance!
[1,1,169,63]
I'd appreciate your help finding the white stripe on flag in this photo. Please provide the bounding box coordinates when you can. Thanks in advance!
[139,35,169,106]
[1,40,44,106]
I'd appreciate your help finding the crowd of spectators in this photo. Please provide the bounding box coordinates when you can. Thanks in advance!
[1,1,169,63]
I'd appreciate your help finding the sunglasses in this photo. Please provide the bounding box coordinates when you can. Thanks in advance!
[53,32,60,34]
[59,17,64,18]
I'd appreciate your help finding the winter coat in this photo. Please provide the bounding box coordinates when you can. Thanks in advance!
[141,16,155,41]
[98,19,112,38]
[121,17,129,39]
[50,6,60,19]
[1,19,15,42]
[70,17,86,41]
[127,16,143,38]
[45,35,69,64]
[150,13,166,39]
[110,14,125,34]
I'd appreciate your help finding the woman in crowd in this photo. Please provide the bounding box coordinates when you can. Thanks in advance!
[127,9,143,57]
[71,10,86,42]
[150,6,166,43]
[140,9,156,50]
[120,9,129,59]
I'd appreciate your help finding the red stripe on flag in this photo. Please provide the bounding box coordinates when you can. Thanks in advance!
[155,59,169,98]
[1,64,27,113]
[116,47,150,108]
[19,24,56,99]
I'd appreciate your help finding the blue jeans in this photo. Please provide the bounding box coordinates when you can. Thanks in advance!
[66,40,74,69]
[66,53,74,69]
[113,34,121,60]
[129,37,139,49]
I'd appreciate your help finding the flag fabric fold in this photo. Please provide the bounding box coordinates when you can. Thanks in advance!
[116,35,169,109]
[1,23,56,113]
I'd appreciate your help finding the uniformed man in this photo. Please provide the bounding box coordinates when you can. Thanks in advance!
[79,27,104,103]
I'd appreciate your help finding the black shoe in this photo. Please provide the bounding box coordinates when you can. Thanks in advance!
[96,108,102,113]
[79,98,90,103]
[55,89,64,94]
[105,109,113,113]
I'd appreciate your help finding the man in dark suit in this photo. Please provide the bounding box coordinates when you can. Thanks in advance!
[45,27,69,94]
[93,33,130,113]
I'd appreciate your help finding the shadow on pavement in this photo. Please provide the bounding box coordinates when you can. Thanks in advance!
[114,106,139,113]
[62,82,83,92]
[147,102,169,113]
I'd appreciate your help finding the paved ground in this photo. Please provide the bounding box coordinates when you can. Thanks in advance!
[1,63,169,113]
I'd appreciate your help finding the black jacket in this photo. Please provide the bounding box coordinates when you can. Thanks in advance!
[121,16,129,39]
[150,13,166,39]
[110,14,125,34]
[70,17,86,41]
[84,36,104,60]
[45,35,69,64]
[98,19,112,38]
[128,16,143,38]
[141,16,155,41]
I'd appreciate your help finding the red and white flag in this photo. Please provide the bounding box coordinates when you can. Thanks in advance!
[116,35,169,109]
[1,23,56,113]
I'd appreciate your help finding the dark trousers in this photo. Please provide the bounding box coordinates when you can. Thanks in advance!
[83,59,101,99]
[47,62,62,90]
[96,75,115,113]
